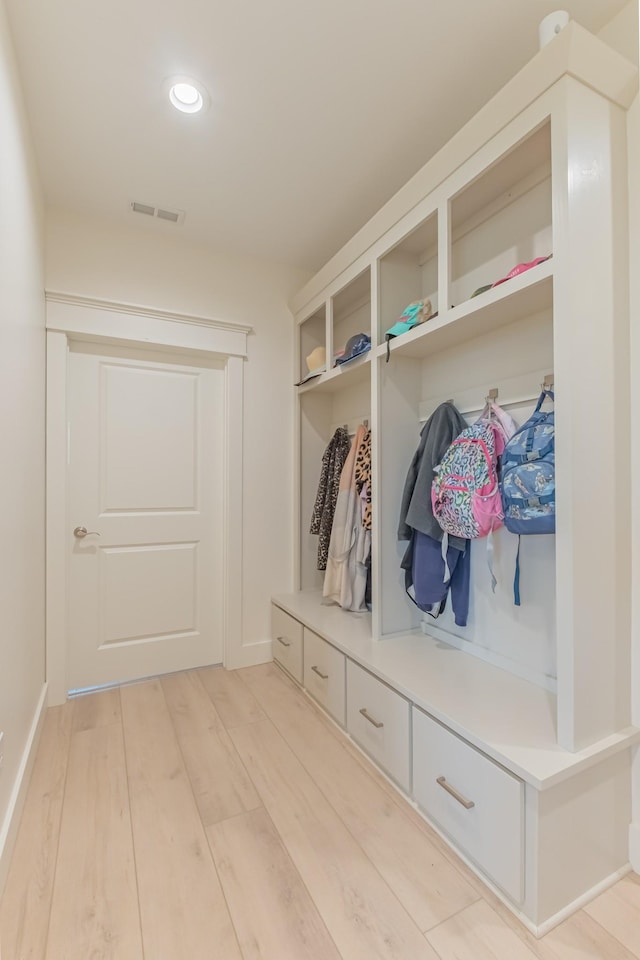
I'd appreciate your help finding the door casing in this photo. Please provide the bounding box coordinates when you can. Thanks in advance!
[45,292,252,705]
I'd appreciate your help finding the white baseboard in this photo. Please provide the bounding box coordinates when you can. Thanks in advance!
[533,865,632,937]
[0,682,48,898]
[630,821,640,872]
[226,639,273,671]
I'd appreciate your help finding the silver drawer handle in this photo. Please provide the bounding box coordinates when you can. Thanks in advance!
[359,707,383,729]
[436,776,475,810]
[276,636,291,648]
[311,665,328,680]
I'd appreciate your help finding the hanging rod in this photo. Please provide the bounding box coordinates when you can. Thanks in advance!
[419,380,553,422]
[418,370,554,423]
[330,414,370,436]
[344,418,368,430]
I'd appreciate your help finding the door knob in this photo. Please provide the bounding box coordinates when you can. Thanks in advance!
[73,526,101,539]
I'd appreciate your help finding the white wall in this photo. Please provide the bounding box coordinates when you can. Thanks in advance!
[0,0,46,893]
[597,0,639,64]
[45,208,309,668]
[630,88,640,872]
[612,4,640,869]
[597,0,640,870]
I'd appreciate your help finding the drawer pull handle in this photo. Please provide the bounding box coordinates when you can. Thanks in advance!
[276,636,291,648]
[436,776,475,810]
[311,665,328,680]
[359,707,384,729]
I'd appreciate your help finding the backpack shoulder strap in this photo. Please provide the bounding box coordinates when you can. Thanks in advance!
[534,389,554,412]
[477,402,516,453]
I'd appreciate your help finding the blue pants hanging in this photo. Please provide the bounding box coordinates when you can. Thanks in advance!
[402,531,470,627]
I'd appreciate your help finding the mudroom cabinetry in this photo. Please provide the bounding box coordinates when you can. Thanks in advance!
[276,23,639,936]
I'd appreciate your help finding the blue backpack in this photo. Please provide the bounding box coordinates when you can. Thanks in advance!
[500,390,555,604]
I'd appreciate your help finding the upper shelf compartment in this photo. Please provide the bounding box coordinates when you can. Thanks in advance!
[378,211,438,346]
[290,24,637,323]
[297,351,371,395]
[378,120,554,362]
[385,256,552,360]
[450,121,552,308]
[332,267,371,359]
[299,268,372,394]
[297,304,326,386]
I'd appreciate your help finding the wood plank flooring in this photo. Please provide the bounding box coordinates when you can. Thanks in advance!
[45,723,142,960]
[120,679,242,960]
[1,661,639,960]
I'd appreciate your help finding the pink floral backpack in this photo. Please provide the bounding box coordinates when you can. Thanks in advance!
[431,402,516,588]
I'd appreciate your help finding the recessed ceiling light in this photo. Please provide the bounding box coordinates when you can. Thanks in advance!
[167,76,207,114]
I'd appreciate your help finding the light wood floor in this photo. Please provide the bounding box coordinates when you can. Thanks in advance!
[1,662,639,959]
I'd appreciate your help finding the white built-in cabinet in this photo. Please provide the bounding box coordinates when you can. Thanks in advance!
[275,23,640,936]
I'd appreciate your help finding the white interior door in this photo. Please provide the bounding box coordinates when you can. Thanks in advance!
[67,341,224,692]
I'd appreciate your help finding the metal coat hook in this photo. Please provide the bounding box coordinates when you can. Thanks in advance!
[486,387,499,403]
[542,373,554,391]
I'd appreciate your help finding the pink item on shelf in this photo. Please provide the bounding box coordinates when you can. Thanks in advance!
[491,255,551,288]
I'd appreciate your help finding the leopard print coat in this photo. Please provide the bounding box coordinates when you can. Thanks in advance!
[354,428,372,531]
[310,427,352,570]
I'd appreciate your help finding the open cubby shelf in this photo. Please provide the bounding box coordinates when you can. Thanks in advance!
[297,351,371,396]
[382,258,553,360]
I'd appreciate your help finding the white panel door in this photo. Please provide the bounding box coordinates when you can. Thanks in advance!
[67,341,224,692]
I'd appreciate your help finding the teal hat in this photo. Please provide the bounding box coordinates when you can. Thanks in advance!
[384,298,434,360]
[386,318,416,337]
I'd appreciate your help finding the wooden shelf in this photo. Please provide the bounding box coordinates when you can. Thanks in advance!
[376,259,553,361]
[298,351,371,395]
[272,590,639,791]
[290,23,637,319]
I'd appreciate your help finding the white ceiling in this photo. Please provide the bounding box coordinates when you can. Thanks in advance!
[4,0,630,271]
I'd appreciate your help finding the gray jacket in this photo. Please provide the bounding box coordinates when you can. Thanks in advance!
[398,402,467,550]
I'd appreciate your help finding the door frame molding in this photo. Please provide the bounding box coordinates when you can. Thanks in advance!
[45,291,251,705]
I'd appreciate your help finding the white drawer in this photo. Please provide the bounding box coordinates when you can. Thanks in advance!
[413,707,524,903]
[303,629,346,726]
[346,660,410,791]
[271,605,303,683]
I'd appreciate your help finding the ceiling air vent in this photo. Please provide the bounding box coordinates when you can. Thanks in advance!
[157,208,180,223]
[129,201,185,225]
[131,201,155,216]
